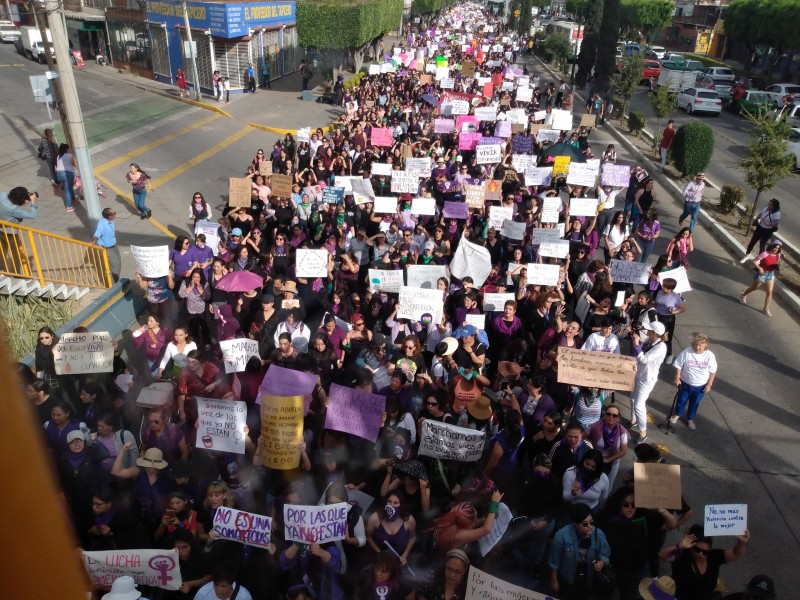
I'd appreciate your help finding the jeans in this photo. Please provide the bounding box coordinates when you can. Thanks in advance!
[639,238,655,263]
[594,209,615,241]
[660,147,668,169]
[132,187,149,215]
[679,201,701,231]
[675,381,706,420]
[57,170,75,208]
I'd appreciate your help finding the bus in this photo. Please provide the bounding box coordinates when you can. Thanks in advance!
[546,20,583,59]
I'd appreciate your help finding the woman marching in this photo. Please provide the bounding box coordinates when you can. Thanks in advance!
[740,240,782,317]
[126,162,154,220]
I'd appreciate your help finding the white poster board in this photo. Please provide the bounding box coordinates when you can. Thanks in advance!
[569,197,598,217]
[373,196,398,214]
[476,144,502,164]
[566,163,599,186]
[526,263,561,285]
[537,240,571,259]
[489,205,514,230]
[541,197,560,223]
[419,420,485,461]
[368,269,404,293]
[550,109,573,130]
[131,245,169,278]
[659,266,692,294]
[500,219,525,240]
[219,338,261,373]
[406,264,448,289]
[284,503,348,544]
[610,259,651,284]
[397,286,444,322]
[478,502,513,556]
[450,238,492,287]
[295,249,329,278]
[483,293,515,312]
[197,397,247,454]
[704,504,747,537]
[411,196,437,215]
[212,506,272,547]
[53,331,114,375]
[82,549,182,591]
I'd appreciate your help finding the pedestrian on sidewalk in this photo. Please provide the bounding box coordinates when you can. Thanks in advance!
[678,172,705,231]
[740,240,781,317]
[176,68,189,98]
[56,143,78,213]
[261,59,271,89]
[300,59,313,92]
[246,63,256,93]
[659,120,675,171]
[629,321,668,444]
[0,187,38,276]
[212,70,221,100]
[742,199,780,260]
[221,77,230,103]
[670,334,717,431]
[126,162,153,220]
[92,207,120,283]
[654,277,685,364]
[37,128,59,184]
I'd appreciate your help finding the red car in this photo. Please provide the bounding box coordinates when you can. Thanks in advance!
[616,59,661,86]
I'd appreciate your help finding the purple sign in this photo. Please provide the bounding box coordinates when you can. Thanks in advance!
[438,180,455,192]
[601,164,632,188]
[324,383,386,442]
[479,136,502,145]
[512,135,534,153]
[443,201,470,219]
[257,365,318,414]
[494,121,512,138]
[434,118,455,134]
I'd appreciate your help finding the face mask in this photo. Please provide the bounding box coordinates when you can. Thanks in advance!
[534,471,551,479]
[384,504,398,521]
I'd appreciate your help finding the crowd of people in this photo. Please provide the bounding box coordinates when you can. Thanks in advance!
[10,3,781,600]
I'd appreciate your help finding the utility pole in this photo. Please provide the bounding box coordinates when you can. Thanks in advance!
[32,1,72,148]
[44,0,101,225]
[181,0,202,101]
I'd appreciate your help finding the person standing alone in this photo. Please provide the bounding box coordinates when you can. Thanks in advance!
[37,129,59,184]
[246,63,256,93]
[659,120,675,172]
[92,207,121,283]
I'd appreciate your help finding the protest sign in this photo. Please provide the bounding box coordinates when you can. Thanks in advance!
[406,264,448,289]
[494,121,512,138]
[420,73,432,84]
[228,177,252,208]
[456,114,479,133]
[282,299,300,310]
[441,77,455,89]
[465,567,552,600]
[580,114,597,128]
[381,62,396,73]
[475,106,498,121]
[391,171,419,194]
[131,245,169,278]
[295,249,329,278]
[411,197,436,215]
[553,156,571,179]
[259,365,318,409]
[434,118,455,133]
[53,331,113,375]
[368,64,380,75]
[435,65,449,80]
[325,383,386,442]
[443,200,469,219]
[659,266,692,293]
[347,488,375,512]
[634,463,683,509]
[530,228,563,244]
[476,144,501,164]
[538,240,571,259]
[419,420,485,461]
[351,178,376,204]
[368,269,404,293]
[371,128,394,147]
[569,197,598,217]
[704,504,747,536]
[334,175,355,192]
[532,110,547,122]
[271,174,293,198]
[406,157,433,178]
[260,394,304,469]
[524,167,553,187]
[459,132,483,151]
[465,313,486,331]
[515,86,533,102]
[541,198,561,223]
[558,347,637,392]
[371,162,392,176]
[322,186,344,205]
[197,397,247,454]
[512,134,534,153]
[83,549,182,590]
[482,292,515,312]
[451,100,470,115]
[478,503,513,556]
[511,154,537,173]
[297,127,311,143]
[601,164,631,187]
[566,164,599,187]
[500,219,526,240]
[610,259,651,284]
[194,220,220,256]
[284,503,348,544]
[258,160,270,176]
[507,109,528,126]
[482,81,494,98]
[462,59,475,76]
[536,128,560,143]
[465,183,485,208]
[373,196,398,214]
[397,286,443,322]
[219,338,260,374]
[525,263,560,285]
[450,237,493,286]
[212,506,272,548]
[489,206,513,230]
[550,109,573,130]
[478,136,503,146]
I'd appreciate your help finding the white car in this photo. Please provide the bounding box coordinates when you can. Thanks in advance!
[0,23,20,43]
[763,83,800,105]
[677,88,722,116]
[789,128,800,170]
[702,67,736,83]
[649,45,667,60]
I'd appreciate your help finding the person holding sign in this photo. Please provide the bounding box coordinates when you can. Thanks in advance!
[278,536,343,600]
[356,550,414,600]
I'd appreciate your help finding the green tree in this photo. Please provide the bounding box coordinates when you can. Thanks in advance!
[575,0,604,88]
[541,32,573,73]
[593,0,620,93]
[739,114,794,234]
[649,85,678,151]
[724,0,771,71]
[672,122,715,177]
[611,54,644,117]
[619,0,672,39]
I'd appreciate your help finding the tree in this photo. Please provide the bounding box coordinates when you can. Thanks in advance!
[672,123,715,177]
[541,33,573,73]
[593,0,620,93]
[649,85,678,151]
[739,114,794,234]
[518,0,534,36]
[611,54,644,117]
[619,0,673,39]
[575,0,604,88]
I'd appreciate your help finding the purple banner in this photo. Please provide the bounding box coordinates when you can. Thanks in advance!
[443,201,470,219]
[512,135,534,153]
[324,384,386,442]
[257,365,318,414]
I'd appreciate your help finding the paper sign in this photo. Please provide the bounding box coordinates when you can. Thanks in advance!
[295,249,329,278]
[516,86,533,102]
[131,245,169,278]
[82,549,182,590]
[451,100,470,115]
[541,198,561,223]
[391,171,419,194]
[284,503,348,544]
[465,184,485,208]
[610,259,651,284]
[406,264,448,289]
[334,175,355,192]
[478,503,513,556]
[282,299,300,310]
[483,293,515,312]
[533,110,547,122]
[512,135,534,153]
[373,196,398,214]
[704,504,747,536]
[443,201,469,219]
[441,77,455,89]
[567,164,599,187]
[406,157,432,178]
[530,228,563,244]
[659,266,692,294]
[434,118,455,133]
[197,397,247,454]
[536,129,560,143]
[228,177,252,208]
[553,156,571,178]
[475,106,497,121]
[435,66,449,80]
[466,566,552,600]
[634,463,683,509]
[219,338,260,373]
[212,506,272,548]
[419,420,485,461]
[194,220,220,256]
[259,365,317,409]
[351,178,376,204]
[53,331,113,375]
[494,121,512,138]
[465,313,486,330]
[489,206,513,230]
[369,268,404,293]
[397,286,443,322]
[538,240,570,258]
[371,162,392,176]
[558,346,637,392]
[601,164,631,187]
[526,263,560,285]
[322,186,344,205]
[580,114,597,128]
[524,167,553,187]
[512,154,537,173]
[260,394,304,469]
[271,174,293,198]
[297,127,311,143]
[570,197,598,217]
[476,144,501,164]
[369,64,380,75]
[500,219,525,240]
[459,132,483,150]
[371,128,394,147]
[411,197,436,215]
[450,237,492,287]
[551,109,573,130]
[325,383,386,442]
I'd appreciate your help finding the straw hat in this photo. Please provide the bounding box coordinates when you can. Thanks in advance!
[498,361,521,378]
[280,280,298,295]
[136,448,168,470]
[467,395,493,420]
[639,576,676,600]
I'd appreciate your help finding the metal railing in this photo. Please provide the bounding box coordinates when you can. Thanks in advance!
[0,220,112,290]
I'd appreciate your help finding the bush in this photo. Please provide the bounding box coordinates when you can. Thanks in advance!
[0,295,75,361]
[628,112,647,135]
[344,72,365,90]
[717,184,746,214]
[671,122,715,176]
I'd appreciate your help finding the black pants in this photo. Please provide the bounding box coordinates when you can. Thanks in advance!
[659,313,676,357]
[248,76,256,93]
[746,225,774,255]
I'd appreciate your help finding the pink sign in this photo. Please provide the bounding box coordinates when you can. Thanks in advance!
[459,132,483,150]
[324,383,386,442]
[483,82,494,98]
[456,115,479,132]
[444,201,470,219]
[434,119,455,134]
[371,128,394,147]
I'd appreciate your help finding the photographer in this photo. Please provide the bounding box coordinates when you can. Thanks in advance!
[0,187,39,276]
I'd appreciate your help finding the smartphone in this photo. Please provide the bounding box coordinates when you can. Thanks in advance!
[165,509,176,519]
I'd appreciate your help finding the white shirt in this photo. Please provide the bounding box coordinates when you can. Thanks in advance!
[683,180,705,203]
[159,341,198,370]
[582,332,621,354]
[634,339,667,386]
[674,347,717,386]
[597,188,619,211]
[194,581,253,600]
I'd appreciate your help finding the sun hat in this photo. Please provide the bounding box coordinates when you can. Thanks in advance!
[639,576,676,600]
[498,361,521,378]
[67,430,85,444]
[467,395,493,420]
[280,280,298,294]
[439,336,459,355]
[136,448,168,470]
[102,576,141,600]
[642,321,666,336]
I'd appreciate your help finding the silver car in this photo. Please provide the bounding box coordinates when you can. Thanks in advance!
[677,88,722,116]
[0,23,20,43]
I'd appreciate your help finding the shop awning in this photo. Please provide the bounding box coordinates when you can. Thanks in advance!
[63,11,106,22]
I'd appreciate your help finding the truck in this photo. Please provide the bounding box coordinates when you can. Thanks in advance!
[655,63,697,93]
[19,26,53,63]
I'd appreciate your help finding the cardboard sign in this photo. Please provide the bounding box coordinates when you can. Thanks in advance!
[212,506,272,548]
[659,266,692,294]
[557,346,637,392]
[295,249,329,278]
[391,171,419,194]
[704,504,747,536]
[552,156,571,178]
[478,503,513,556]
[610,259,651,284]
[325,383,386,442]
[373,196,398,214]
[443,200,469,219]
[489,206,513,230]
[259,394,304,469]
[465,567,552,600]
[475,106,498,121]
[465,183,485,208]
[271,174,293,198]
[397,286,443,322]
[551,108,573,130]
[131,245,169,278]
[406,157,432,178]
[284,503,348,544]
[322,186,344,205]
[459,132,483,150]
[450,237,493,287]
[419,420,485,461]
[219,338,261,373]
[483,292,515,312]
[476,144,502,164]
[411,197,436,215]
[538,240,571,259]
[601,164,632,187]
[228,177,252,208]
[524,167,553,187]
[371,162,392,176]
[512,135,534,153]
[83,549,182,590]
[500,219,525,240]
[526,263,561,285]
[580,113,597,128]
[371,127,394,147]
[567,164,599,187]
[434,118,455,133]
[197,397,247,454]
[462,60,475,77]
[258,160,270,176]
[634,463,683,509]
[53,331,113,375]
[569,197,598,217]
[465,313,486,330]
[406,264,448,289]
[368,268,404,293]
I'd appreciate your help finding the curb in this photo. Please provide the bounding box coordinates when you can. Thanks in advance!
[533,57,800,320]
[248,121,337,136]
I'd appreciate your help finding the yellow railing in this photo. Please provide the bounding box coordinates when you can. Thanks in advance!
[0,220,112,290]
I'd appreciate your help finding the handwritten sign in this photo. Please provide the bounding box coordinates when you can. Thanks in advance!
[465,184,485,208]
[450,237,492,287]
[371,162,392,176]
[478,503,513,556]
[194,220,220,256]
[551,108,573,130]
[538,240,571,259]
[411,196,436,215]
[284,503,348,544]
[580,114,597,128]
[466,567,552,600]
[494,121,512,138]
[540,198,560,223]
[459,132,483,150]
[219,338,260,373]
[53,331,113,375]
[704,504,747,536]
[530,228,562,244]
[488,206,513,230]
[512,135,534,153]
[197,397,247,454]
[419,420,485,462]
[558,346,637,392]
[371,127,394,147]
[213,506,272,548]
[325,383,386,442]
[369,268,404,293]
[373,196,398,214]
[610,259,651,284]
[82,549,182,591]
[601,164,631,187]
[659,266,692,294]
[526,263,560,285]
[391,171,419,194]
[567,164,599,187]
[483,293,515,312]
[553,156,571,178]
[351,178,376,204]
[406,157,432,178]
[511,154,537,173]
[271,174,293,198]
[397,286,443,322]
[465,313,486,330]
[295,249,329,278]
[260,394,304,469]
[451,100,470,115]
[434,118,455,133]
[297,127,311,143]
[228,177,252,208]
[369,64,380,75]
[444,200,469,219]
[441,77,455,89]
[500,219,526,240]
[536,128,560,143]
[406,264,448,289]
[321,186,344,205]
[634,463,683,509]
[516,86,533,102]
[569,197,598,217]
[259,364,318,411]
[131,245,169,278]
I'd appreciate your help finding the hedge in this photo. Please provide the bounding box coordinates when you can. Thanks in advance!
[298,0,404,49]
[684,53,746,77]
[671,122,715,177]
[412,0,452,15]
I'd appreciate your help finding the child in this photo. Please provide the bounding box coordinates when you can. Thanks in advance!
[220,77,230,103]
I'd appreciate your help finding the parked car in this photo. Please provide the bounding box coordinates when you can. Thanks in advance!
[616,58,661,86]
[788,127,800,170]
[677,88,722,116]
[663,53,685,64]
[0,22,20,43]
[703,67,736,83]
[695,74,732,100]
[684,60,706,71]
[729,90,774,116]
[775,104,800,128]
[762,83,800,105]
[648,45,667,59]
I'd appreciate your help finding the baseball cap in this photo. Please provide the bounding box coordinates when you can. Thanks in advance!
[457,324,477,338]
[231,228,243,236]
[67,430,85,444]
[746,575,775,599]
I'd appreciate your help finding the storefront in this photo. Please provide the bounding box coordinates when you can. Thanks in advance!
[64,13,107,63]
[144,0,298,93]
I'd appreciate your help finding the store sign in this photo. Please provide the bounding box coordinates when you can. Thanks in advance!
[146,1,296,38]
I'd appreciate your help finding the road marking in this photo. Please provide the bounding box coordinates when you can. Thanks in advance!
[94,113,220,174]
[94,173,176,239]
[0,64,25,67]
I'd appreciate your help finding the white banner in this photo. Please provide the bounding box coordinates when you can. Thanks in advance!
[391,171,419,194]
[219,338,261,373]
[566,163,599,187]
[131,245,169,278]
[610,259,651,284]
[53,331,113,375]
[295,249,329,278]
[397,286,444,322]
[538,240,571,258]
[450,237,492,287]
[483,292,515,312]
[569,197,598,217]
[476,144,502,164]
[82,549,182,591]
[197,397,247,454]
[284,503,348,544]
[419,420,485,461]
[406,264,448,289]
[411,196,436,215]
[373,196,397,214]
[489,206,513,230]
[368,269,404,293]
[526,263,561,285]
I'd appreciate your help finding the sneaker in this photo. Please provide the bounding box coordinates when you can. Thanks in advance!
[687,420,697,430]
[739,253,753,263]
[140,213,147,220]
[764,309,772,317]
[146,210,152,219]
[740,293,747,304]
[665,355,674,365]
[66,206,74,212]
[669,415,679,424]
